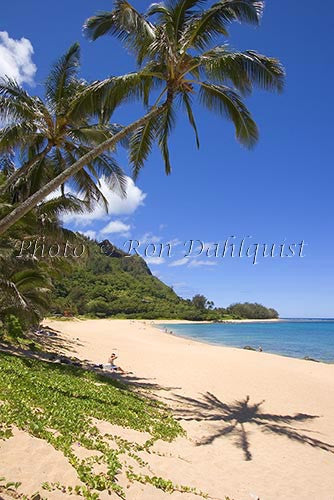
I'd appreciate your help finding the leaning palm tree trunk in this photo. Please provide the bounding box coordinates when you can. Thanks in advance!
[0,104,165,236]
[0,143,52,197]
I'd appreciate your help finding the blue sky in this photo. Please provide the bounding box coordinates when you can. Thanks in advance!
[1,1,334,317]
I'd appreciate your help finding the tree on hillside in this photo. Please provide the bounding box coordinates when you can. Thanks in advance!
[192,294,209,310]
[0,0,284,235]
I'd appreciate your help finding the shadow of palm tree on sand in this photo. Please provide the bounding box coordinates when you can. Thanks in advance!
[173,392,334,461]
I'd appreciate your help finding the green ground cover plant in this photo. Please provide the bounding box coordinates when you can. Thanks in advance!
[0,351,191,499]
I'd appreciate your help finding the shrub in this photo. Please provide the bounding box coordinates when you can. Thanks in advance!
[5,315,23,339]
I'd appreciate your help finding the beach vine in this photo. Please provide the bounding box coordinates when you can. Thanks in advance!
[0,351,211,499]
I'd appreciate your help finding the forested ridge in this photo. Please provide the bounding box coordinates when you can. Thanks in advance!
[51,238,279,321]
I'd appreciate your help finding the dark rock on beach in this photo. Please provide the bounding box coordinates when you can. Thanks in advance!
[303,356,320,363]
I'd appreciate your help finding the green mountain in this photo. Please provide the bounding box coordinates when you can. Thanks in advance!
[51,238,278,321]
[51,239,210,320]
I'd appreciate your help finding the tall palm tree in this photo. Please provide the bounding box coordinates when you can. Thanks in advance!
[0,43,126,205]
[85,0,284,176]
[0,0,284,235]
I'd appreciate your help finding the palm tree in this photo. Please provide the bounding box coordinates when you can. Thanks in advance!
[0,175,90,329]
[0,263,52,327]
[0,43,126,209]
[85,0,284,176]
[0,0,284,235]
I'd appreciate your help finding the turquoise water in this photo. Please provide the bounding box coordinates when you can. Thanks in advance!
[158,320,334,363]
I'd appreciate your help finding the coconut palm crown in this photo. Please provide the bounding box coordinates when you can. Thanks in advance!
[84,0,285,177]
[0,0,285,236]
[0,43,127,204]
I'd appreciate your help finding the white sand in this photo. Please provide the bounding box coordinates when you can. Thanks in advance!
[1,318,334,500]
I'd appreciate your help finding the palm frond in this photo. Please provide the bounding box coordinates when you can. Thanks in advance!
[0,96,38,124]
[0,78,36,106]
[180,92,200,148]
[23,289,51,311]
[64,80,101,122]
[62,140,127,198]
[9,150,53,200]
[101,72,158,113]
[0,153,15,176]
[84,1,156,62]
[181,0,264,51]
[69,73,144,123]
[0,278,27,308]
[157,101,176,175]
[45,42,80,111]
[69,63,164,125]
[88,153,127,198]
[0,122,38,152]
[11,269,51,291]
[67,126,111,145]
[66,164,109,212]
[200,46,285,94]
[169,0,206,40]
[199,82,258,147]
[84,11,117,40]
[129,114,159,178]
[38,258,74,278]
[38,194,90,218]
[146,3,174,23]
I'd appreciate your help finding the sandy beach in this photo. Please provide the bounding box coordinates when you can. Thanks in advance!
[1,318,334,500]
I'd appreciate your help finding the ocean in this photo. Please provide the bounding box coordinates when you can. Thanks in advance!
[158,320,334,363]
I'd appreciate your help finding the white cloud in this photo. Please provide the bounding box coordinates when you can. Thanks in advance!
[100,220,131,235]
[188,259,217,268]
[138,234,182,249]
[145,256,166,265]
[169,256,218,268]
[140,232,162,245]
[61,176,146,227]
[81,230,97,240]
[169,238,182,247]
[0,31,36,85]
[169,257,190,267]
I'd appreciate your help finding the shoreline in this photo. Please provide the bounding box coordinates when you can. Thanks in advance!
[45,317,334,371]
[49,317,282,324]
[150,318,282,324]
[3,318,334,500]
[47,317,330,364]
[153,319,332,364]
[154,323,332,364]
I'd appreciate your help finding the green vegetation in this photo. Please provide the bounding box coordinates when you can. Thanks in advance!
[0,351,188,499]
[0,3,282,498]
[50,238,278,321]
[226,302,278,319]
[51,238,212,320]
[0,0,284,235]
[0,41,127,334]
[0,43,126,204]
[0,173,88,334]
[1,219,278,333]
[191,294,215,311]
[0,0,281,326]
